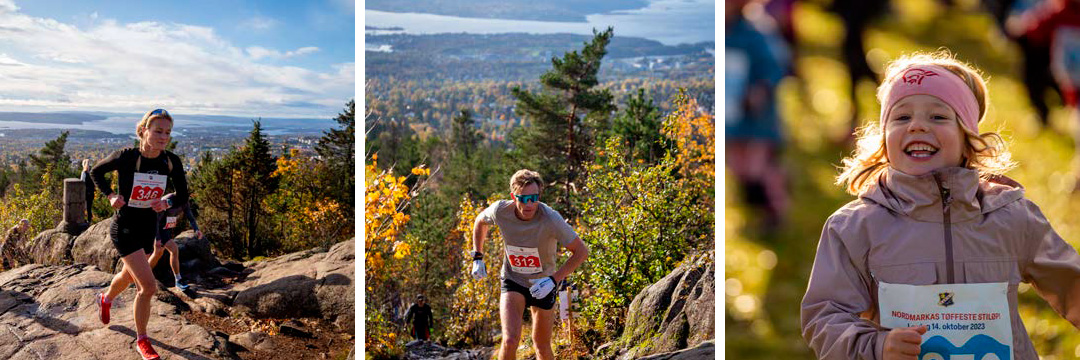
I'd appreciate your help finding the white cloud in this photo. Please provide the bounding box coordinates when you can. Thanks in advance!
[246,45,320,60]
[34,53,85,63]
[240,16,277,31]
[0,0,18,13]
[286,46,319,56]
[0,53,25,66]
[246,46,276,60]
[0,7,351,118]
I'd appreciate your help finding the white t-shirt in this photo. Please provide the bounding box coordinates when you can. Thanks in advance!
[478,200,578,287]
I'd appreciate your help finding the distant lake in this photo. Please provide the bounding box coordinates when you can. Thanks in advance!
[364,0,714,46]
[0,116,338,136]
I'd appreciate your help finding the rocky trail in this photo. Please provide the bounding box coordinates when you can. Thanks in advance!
[400,251,715,360]
[0,220,354,360]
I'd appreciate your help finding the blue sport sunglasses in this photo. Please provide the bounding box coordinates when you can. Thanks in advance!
[149,108,169,117]
[514,194,539,203]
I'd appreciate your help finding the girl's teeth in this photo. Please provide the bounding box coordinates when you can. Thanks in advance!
[910,151,933,158]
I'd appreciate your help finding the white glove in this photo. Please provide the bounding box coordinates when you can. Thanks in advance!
[471,259,487,279]
[529,276,556,299]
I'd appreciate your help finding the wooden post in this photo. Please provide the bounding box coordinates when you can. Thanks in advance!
[559,285,575,359]
[60,178,86,234]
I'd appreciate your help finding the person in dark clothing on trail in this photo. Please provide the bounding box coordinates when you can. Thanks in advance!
[91,108,189,360]
[148,192,202,290]
[81,159,95,226]
[404,294,434,341]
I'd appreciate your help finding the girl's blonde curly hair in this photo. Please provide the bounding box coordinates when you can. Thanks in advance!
[836,51,1015,195]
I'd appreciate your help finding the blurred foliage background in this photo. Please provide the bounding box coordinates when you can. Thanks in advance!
[726,0,1080,359]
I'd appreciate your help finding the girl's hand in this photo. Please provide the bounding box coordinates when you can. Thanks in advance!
[108,194,126,209]
[883,325,927,360]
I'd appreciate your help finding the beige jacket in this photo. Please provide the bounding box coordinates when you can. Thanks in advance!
[801,167,1080,359]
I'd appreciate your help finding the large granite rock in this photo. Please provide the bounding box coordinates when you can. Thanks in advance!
[71,217,120,273]
[617,250,714,359]
[27,227,76,266]
[0,236,356,359]
[231,239,354,330]
[71,218,218,285]
[172,229,221,274]
[636,340,714,360]
[0,264,234,359]
[150,229,222,284]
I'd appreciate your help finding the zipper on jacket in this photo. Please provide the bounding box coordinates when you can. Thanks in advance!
[933,173,955,284]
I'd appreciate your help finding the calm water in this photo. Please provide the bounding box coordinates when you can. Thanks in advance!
[364,0,714,46]
[0,116,337,136]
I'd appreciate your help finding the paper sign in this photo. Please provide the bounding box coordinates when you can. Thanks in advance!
[879,281,1011,360]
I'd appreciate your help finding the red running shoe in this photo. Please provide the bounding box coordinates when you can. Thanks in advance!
[137,337,161,360]
[97,293,110,325]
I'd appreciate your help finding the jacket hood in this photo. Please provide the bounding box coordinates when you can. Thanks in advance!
[860,167,1024,222]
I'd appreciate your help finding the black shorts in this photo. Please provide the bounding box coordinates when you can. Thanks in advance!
[156,227,174,244]
[501,278,557,310]
[111,213,156,257]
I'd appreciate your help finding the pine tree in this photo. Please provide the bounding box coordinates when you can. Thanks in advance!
[191,152,239,256]
[194,121,279,259]
[234,120,278,257]
[315,100,356,208]
[610,88,667,164]
[0,170,9,198]
[451,109,481,159]
[27,131,76,192]
[443,109,486,199]
[510,27,616,219]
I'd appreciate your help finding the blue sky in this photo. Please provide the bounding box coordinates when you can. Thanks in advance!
[0,0,354,118]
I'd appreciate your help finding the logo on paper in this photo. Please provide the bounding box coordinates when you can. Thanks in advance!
[921,335,1010,360]
[902,68,939,85]
[939,291,954,307]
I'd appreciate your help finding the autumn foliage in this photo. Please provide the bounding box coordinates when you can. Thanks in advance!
[443,196,503,346]
[364,153,431,358]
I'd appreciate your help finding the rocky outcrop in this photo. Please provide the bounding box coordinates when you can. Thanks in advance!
[636,340,714,360]
[5,227,354,358]
[71,217,120,272]
[404,340,494,360]
[27,227,76,266]
[615,250,714,359]
[231,239,354,330]
[150,229,222,283]
[0,264,234,359]
[70,217,218,285]
[172,230,222,274]
[1,237,356,359]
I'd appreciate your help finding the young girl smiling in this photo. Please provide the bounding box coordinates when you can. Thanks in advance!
[802,52,1080,360]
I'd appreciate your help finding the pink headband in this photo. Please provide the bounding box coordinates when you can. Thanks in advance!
[882,65,980,132]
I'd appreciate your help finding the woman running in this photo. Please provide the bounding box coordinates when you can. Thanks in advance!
[91,108,189,360]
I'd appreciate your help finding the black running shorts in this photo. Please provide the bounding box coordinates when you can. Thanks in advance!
[501,278,557,310]
[111,212,156,257]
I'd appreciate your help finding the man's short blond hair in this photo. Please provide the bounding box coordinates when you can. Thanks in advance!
[509,169,544,194]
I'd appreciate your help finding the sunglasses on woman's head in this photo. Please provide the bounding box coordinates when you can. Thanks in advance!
[514,194,539,203]
[149,108,169,117]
